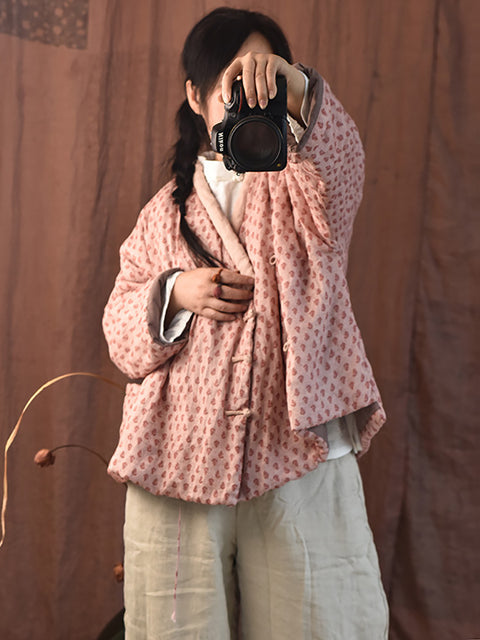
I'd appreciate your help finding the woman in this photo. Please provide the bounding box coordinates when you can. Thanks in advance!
[103,7,389,639]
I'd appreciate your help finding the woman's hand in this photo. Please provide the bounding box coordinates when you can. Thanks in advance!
[221,52,306,123]
[166,267,254,325]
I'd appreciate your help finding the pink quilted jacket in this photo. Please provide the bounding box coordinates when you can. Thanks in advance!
[103,68,386,505]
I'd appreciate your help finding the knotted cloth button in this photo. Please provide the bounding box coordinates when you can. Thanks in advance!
[243,307,257,322]
[225,407,253,418]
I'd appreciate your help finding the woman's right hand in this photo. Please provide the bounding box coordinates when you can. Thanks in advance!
[166,267,254,324]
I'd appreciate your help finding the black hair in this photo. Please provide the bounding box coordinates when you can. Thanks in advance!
[171,7,292,266]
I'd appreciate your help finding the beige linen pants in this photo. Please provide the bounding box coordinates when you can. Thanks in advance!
[123,452,388,639]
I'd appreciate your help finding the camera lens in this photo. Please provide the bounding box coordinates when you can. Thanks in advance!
[228,117,282,170]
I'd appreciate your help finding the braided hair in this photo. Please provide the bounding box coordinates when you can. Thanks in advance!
[171,7,292,265]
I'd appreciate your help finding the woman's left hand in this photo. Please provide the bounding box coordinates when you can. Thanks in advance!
[221,52,306,123]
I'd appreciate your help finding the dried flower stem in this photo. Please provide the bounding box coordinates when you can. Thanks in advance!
[49,444,109,468]
[1,372,124,549]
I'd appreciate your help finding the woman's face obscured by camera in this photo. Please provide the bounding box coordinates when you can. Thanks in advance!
[187,32,273,147]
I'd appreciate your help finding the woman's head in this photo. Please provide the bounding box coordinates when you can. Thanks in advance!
[186,31,274,140]
[182,7,292,104]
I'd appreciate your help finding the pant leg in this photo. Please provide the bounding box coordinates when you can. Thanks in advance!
[236,453,389,640]
[123,483,238,640]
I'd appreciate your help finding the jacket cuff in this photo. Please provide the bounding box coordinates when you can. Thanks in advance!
[147,268,191,345]
[292,63,325,153]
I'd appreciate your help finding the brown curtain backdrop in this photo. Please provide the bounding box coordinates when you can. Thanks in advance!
[0,1,478,638]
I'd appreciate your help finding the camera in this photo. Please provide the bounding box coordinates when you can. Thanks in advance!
[211,75,288,173]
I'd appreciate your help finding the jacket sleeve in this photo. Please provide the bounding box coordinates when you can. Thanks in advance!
[102,205,189,380]
[288,65,365,250]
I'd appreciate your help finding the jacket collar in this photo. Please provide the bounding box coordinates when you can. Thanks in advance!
[193,161,255,277]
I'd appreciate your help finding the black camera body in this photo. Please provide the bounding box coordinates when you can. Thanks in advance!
[211,75,288,173]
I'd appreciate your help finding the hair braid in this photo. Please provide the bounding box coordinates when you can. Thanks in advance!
[171,100,221,267]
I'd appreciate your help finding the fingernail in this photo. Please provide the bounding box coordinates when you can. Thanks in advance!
[259,99,267,109]
[248,98,256,108]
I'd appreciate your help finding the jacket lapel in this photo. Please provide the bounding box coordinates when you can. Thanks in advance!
[193,163,255,277]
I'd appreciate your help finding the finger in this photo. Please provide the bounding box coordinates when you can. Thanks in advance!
[222,59,243,103]
[241,55,257,108]
[209,298,250,315]
[209,267,254,288]
[219,270,255,289]
[255,62,269,110]
[266,58,280,100]
[217,284,254,301]
[203,308,237,322]
[200,301,246,322]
